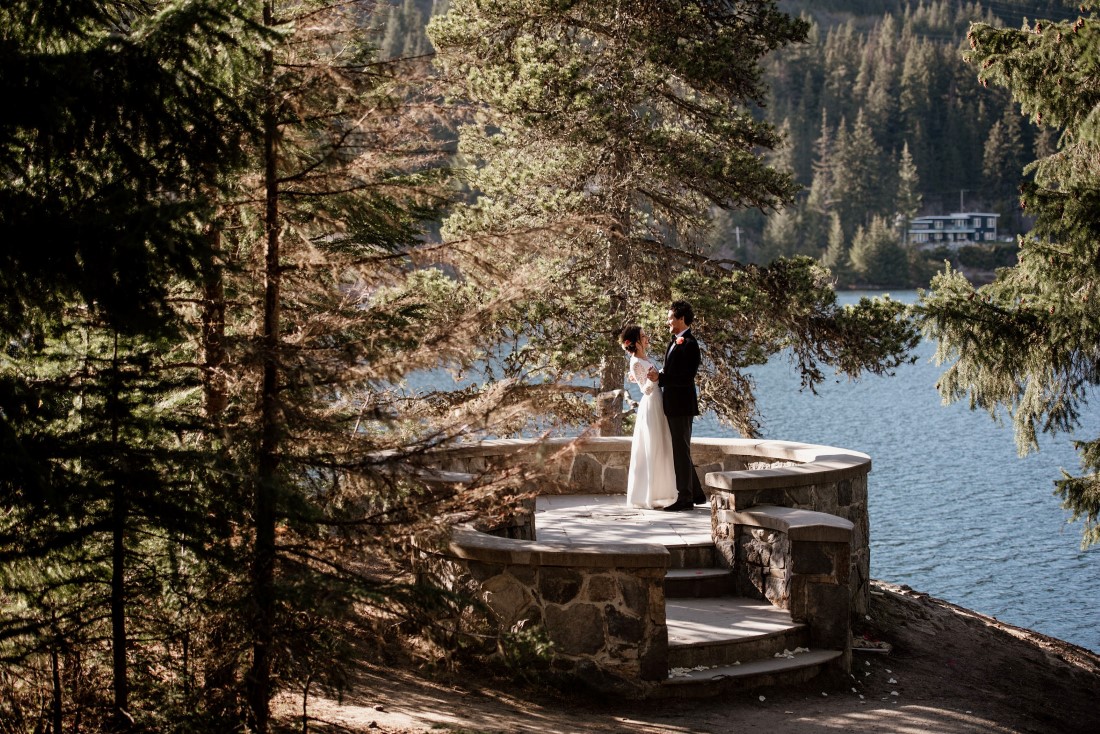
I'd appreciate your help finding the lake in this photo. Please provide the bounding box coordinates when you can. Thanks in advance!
[703,289,1098,653]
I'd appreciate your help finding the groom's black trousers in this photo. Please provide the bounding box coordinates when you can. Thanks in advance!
[666,414,704,503]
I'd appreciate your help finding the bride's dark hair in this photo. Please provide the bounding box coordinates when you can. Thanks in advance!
[619,324,642,354]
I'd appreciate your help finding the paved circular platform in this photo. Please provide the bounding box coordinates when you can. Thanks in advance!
[535,494,712,547]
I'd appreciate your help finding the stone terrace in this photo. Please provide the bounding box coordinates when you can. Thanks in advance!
[416,437,868,696]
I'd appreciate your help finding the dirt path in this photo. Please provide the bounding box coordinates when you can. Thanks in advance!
[274,581,1100,734]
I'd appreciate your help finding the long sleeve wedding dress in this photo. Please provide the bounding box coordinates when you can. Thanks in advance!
[625,356,678,509]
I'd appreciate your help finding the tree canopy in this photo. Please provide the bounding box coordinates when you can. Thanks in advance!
[917,1,1100,548]
[429,0,918,437]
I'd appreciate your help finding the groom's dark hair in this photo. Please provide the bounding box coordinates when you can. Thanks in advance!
[670,300,694,325]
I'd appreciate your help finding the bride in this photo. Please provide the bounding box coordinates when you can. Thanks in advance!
[619,325,678,509]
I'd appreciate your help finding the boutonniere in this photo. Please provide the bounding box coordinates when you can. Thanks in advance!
[676,336,684,345]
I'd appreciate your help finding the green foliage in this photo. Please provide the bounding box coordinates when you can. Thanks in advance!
[714,1,1056,269]
[431,0,809,238]
[430,0,821,432]
[849,215,910,287]
[0,315,247,732]
[0,0,264,338]
[955,243,1019,270]
[0,2,478,731]
[678,257,919,436]
[918,1,1100,547]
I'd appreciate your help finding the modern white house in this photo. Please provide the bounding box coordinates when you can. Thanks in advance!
[907,212,999,247]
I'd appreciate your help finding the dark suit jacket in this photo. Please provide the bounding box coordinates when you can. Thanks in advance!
[658,329,700,417]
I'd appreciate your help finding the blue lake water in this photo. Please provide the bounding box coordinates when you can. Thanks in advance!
[700,289,1098,653]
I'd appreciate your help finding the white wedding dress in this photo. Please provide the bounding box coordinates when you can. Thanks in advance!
[626,356,678,509]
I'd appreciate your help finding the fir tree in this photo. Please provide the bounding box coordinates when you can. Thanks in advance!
[0,0,259,339]
[918,2,1100,548]
[832,110,886,238]
[429,0,811,434]
[0,1,263,730]
[848,214,909,288]
[428,0,920,439]
[895,141,923,238]
[820,211,849,278]
[982,105,1027,229]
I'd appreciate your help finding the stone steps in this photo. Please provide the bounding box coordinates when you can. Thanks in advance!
[659,649,845,697]
[666,597,810,668]
[666,542,718,569]
[664,568,735,598]
[659,549,842,696]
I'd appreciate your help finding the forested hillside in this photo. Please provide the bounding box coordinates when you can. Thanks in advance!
[380,0,1076,286]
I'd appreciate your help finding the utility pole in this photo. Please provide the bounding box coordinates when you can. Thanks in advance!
[959,189,968,212]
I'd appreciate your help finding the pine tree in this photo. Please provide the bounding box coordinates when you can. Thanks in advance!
[982,105,1027,229]
[895,141,923,237]
[806,109,837,217]
[429,0,920,438]
[0,0,258,339]
[1,2,470,731]
[214,3,460,729]
[760,204,805,262]
[0,2,264,729]
[848,214,908,288]
[832,110,886,239]
[918,3,1100,548]
[429,0,810,434]
[820,211,849,278]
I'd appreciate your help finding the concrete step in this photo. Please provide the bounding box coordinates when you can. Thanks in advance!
[665,597,809,669]
[664,568,735,598]
[667,542,718,569]
[658,649,844,697]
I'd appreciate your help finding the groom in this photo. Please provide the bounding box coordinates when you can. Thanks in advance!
[650,300,706,512]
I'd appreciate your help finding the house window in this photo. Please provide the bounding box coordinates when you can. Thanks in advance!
[987,217,995,227]
[972,217,981,227]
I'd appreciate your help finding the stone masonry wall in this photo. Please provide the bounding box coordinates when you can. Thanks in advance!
[428,439,871,615]
[711,475,870,617]
[729,524,851,655]
[420,541,669,685]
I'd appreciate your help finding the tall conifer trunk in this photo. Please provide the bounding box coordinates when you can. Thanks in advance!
[248,3,280,730]
[596,197,632,436]
[108,332,130,730]
[50,642,62,734]
[201,224,228,420]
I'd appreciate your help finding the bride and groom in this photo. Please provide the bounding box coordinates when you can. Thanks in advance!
[620,300,706,512]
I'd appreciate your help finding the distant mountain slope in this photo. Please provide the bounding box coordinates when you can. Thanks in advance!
[779,0,1079,27]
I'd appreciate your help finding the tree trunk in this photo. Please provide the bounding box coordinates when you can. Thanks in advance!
[200,223,228,420]
[111,480,128,729]
[50,643,62,734]
[596,194,633,436]
[248,5,280,731]
[596,348,625,436]
[108,332,130,731]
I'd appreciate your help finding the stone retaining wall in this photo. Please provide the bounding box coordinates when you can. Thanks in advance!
[427,436,871,616]
[724,505,853,665]
[418,528,670,686]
